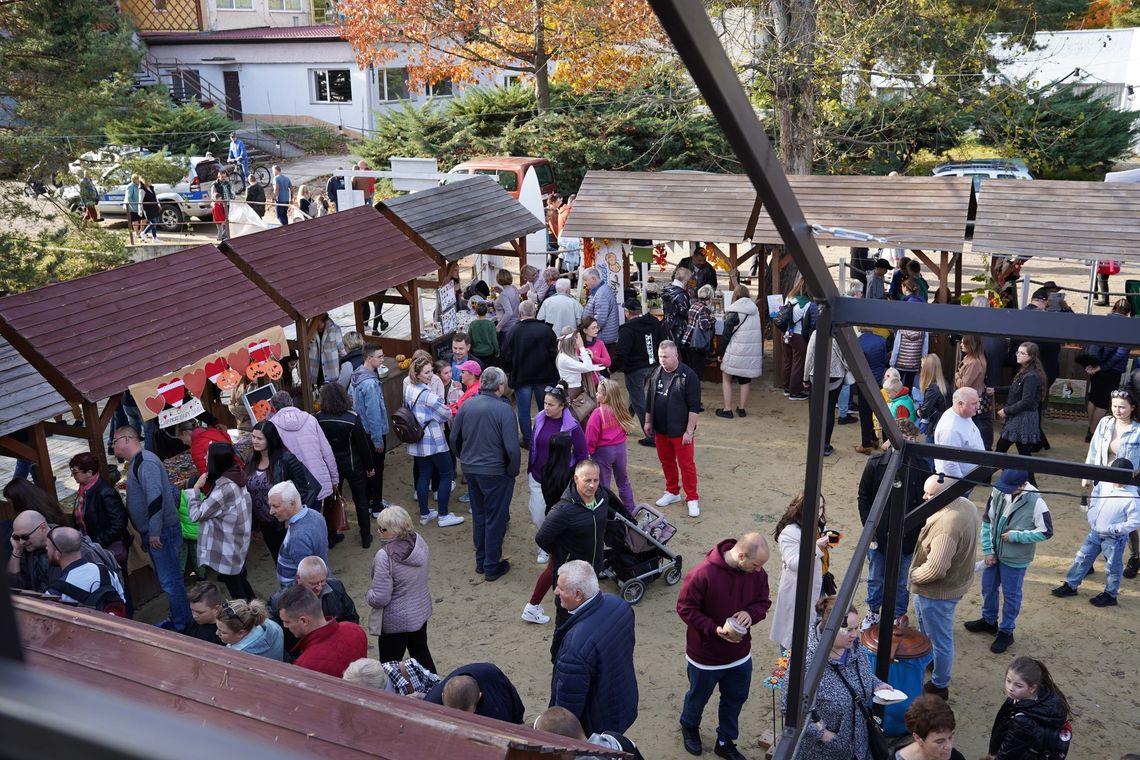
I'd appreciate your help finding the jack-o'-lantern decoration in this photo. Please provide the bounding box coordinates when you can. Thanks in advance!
[246,361,267,381]
[250,399,273,422]
[263,359,283,381]
[215,368,241,391]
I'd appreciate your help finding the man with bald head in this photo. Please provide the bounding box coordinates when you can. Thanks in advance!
[908,474,979,701]
[424,662,525,724]
[932,387,984,482]
[44,526,125,613]
[7,510,111,594]
[676,532,771,759]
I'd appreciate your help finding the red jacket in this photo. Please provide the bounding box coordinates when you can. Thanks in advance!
[292,617,368,678]
[190,427,235,478]
[676,539,771,666]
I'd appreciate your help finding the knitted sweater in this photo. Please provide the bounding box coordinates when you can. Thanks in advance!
[277,507,329,586]
[909,497,979,600]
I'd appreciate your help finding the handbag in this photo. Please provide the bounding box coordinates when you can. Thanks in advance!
[978,389,994,416]
[324,487,349,534]
[570,372,599,423]
[830,663,891,760]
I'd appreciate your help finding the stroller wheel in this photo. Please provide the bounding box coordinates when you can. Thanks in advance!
[621,580,646,605]
[663,565,682,586]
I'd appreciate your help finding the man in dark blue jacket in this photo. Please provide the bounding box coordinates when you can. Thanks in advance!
[549,560,638,737]
[450,367,521,582]
[500,300,558,446]
[425,662,525,724]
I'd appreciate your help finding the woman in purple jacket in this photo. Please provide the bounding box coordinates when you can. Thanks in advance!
[527,383,588,564]
[366,506,435,672]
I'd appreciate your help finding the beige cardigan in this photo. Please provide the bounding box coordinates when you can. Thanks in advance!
[909,497,980,600]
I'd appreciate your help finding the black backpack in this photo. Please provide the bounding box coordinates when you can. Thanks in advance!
[771,300,797,332]
[392,389,428,444]
[49,563,127,617]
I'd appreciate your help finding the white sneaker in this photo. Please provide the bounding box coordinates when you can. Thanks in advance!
[860,610,881,632]
[537,549,550,564]
[418,510,438,525]
[656,491,682,507]
[687,500,700,517]
[437,513,465,527]
[521,603,550,625]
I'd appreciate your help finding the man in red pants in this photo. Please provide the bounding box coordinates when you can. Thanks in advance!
[644,340,702,517]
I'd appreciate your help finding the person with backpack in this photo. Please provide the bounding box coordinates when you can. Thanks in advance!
[985,656,1072,760]
[661,265,692,344]
[679,284,716,379]
[45,526,126,617]
[775,279,815,401]
[963,469,1053,654]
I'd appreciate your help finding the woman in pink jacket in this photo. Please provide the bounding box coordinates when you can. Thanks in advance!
[586,378,637,509]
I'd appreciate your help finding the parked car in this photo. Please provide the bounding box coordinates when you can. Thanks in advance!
[448,156,557,198]
[64,156,220,232]
[932,158,1034,181]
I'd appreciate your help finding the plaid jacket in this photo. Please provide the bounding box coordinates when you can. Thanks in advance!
[404,383,452,458]
[308,320,344,385]
[382,658,441,695]
[679,300,714,346]
[185,477,252,576]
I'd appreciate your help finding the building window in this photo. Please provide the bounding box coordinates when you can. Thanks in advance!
[313,69,352,103]
[379,67,409,101]
[503,75,521,87]
[215,0,253,8]
[426,78,453,97]
[268,0,303,9]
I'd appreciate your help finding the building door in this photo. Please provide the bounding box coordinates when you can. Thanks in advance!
[223,71,242,121]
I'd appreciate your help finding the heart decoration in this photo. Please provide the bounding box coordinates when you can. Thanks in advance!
[182,368,208,398]
[204,356,229,383]
[268,342,284,360]
[227,347,250,375]
[248,339,272,364]
[144,395,166,415]
[157,378,186,408]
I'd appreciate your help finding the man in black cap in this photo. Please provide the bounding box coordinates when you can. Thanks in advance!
[613,297,666,447]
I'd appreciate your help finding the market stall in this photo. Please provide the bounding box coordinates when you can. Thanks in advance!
[377,174,545,361]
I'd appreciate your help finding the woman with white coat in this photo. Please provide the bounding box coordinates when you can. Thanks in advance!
[769,493,829,653]
[554,331,605,397]
[717,285,763,418]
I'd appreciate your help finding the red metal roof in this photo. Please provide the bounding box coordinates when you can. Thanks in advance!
[140,25,345,44]
[220,205,438,321]
[0,245,289,403]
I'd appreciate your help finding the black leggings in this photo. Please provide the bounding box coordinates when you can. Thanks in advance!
[213,566,256,601]
[376,622,435,673]
[995,438,1037,485]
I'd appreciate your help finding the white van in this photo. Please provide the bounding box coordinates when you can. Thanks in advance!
[931,159,1034,181]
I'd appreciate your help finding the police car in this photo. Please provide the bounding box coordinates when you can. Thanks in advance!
[66,156,222,232]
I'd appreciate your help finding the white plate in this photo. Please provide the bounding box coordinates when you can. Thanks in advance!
[873,688,908,705]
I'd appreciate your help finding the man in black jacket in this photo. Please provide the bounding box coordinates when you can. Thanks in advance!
[645,341,702,518]
[500,300,558,447]
[536,460,620,627]
[268,555,359,652]
[857,419,930,631]
[613,297,665,446]
[425,662,525,724]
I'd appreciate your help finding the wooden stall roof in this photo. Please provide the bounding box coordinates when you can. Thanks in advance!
[0,245,289,404]
[15,596,622,759]
[751,175,974,252]
[972,179,1140,263]
[379,175,545,264]
[0,334,71,439]
[561,170,758,243]
[221,205,438,321]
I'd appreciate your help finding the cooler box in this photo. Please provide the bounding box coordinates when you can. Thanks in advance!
[861,622,933,736]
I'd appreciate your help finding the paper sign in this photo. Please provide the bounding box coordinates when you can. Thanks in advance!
[766,294,784,317]
[158,398,204,429]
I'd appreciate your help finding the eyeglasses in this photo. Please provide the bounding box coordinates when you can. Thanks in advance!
[218,602,241,622]
[111,435,135,445]
[544,386,566,399]
[12,522,45,542]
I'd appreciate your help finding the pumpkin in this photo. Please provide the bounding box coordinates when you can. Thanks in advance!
[263,359,283,381]
[215,368,241,391]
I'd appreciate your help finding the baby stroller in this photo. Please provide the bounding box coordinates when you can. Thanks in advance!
[601,503,683,604]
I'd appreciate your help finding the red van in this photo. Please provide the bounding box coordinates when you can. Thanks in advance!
[448,156,557,199]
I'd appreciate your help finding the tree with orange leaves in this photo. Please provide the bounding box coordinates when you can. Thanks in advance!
[335,0,663,111]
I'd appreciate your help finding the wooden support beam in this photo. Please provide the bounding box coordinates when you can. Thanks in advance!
[31,423,56,497]
[295,318,314,411]
[82,400,109,477]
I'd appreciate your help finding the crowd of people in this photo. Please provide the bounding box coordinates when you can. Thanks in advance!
[4,249,1140,759]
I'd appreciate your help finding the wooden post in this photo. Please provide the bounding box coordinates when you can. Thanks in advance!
[82,400,109,475]
[954,251,963,302]
[937,251,950,304]
[729,243,738,287]
[31,423,56,498]
[295,317,314,410]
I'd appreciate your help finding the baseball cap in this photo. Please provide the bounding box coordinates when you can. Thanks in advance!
[456,360,482,376]
[994,469,1029,494]
[874,259,890,270]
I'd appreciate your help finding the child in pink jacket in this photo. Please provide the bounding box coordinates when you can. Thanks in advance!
[586,379,637,510]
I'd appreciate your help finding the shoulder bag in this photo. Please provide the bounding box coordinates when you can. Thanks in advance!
[570,372,598,424]
[829,663,890,760]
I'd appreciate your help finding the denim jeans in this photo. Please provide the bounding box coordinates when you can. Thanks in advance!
[624,367,652,429]
[1066,530,1127,597]
[415,451,454,517]
[981,562,1028,633]
[838,382,853,417]
[148,523,191,631]
[866,549,913,618]
[680,658,753,743]
[913,594,961,688]
[514,383,546,442]
[468,473,512,576]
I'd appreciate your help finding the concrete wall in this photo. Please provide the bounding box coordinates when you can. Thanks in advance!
[204,0,316,31]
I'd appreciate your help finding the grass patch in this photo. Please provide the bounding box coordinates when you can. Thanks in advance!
[261,125,347,154]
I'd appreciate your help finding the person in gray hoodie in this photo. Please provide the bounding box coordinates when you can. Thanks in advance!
[350,345,389,516]
[112,426,191,631]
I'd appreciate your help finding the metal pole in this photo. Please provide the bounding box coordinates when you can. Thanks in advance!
[783,302,833,729]
[874,444,910,686]
[838,256,847,295]
[1086,260,1097,314]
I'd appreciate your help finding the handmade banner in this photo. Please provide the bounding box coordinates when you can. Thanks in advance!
[129,325,288,423]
